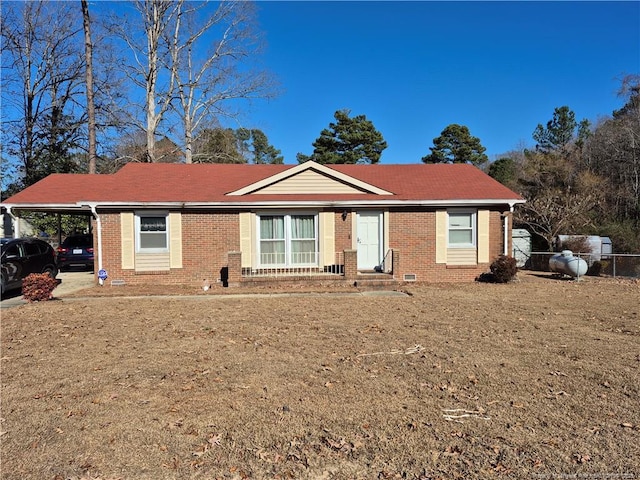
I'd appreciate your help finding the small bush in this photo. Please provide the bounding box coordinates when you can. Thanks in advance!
[476,272,496,283]
[22,273,58,302]
[489,255,518,283]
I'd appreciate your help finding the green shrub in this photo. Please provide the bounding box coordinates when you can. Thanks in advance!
[22,273,58,302]
[489,255,518,283]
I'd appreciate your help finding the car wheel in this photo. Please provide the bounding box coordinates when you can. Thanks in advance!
[1,274,5,296]
[42,266,58,279]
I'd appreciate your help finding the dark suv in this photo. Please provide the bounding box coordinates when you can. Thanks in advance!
[1,237,58,295]
[57,234,94,271]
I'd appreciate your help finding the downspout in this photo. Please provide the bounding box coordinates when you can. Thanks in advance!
[5,207,19,237]
[503,205,514,256]
[86,204,104,285]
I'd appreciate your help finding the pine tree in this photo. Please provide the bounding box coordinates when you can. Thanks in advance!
[298,109,387,164]
[422,124,488,166]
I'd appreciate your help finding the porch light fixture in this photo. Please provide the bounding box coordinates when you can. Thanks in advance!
[341,210,348,221]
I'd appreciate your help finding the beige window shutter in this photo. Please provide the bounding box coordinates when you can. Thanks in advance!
[477,209,490,263]
[239,212,253,268]
[121,212,135,269]
[169,212,182,268]
[435,210,447,264]
[319,211,335,267]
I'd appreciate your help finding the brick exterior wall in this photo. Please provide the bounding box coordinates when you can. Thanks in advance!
[388,208,511,282]
[97,210,239,287]
[94,207,513,287]
[334,210,353,252]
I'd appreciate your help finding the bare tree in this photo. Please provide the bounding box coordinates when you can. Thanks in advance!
[106,0,180,162]
[1,1,85,186]
[167,1,275,163]
[516,175,603,250]
[585,78,639,212]
[141,0,181,162]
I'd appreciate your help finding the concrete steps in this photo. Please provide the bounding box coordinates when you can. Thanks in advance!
[353,273,399,291]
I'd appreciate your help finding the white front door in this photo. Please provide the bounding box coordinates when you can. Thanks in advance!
[357,211,382,270]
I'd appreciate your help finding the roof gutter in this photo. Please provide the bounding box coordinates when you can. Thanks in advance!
[1,203,93,212]
[4,198,524,210]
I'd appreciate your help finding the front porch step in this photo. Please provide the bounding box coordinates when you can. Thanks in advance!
[353,274,399,291]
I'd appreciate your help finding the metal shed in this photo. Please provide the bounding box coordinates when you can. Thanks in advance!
[512,228,531,268]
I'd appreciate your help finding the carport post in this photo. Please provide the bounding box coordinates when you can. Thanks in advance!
[85,204,103,285]
[57,214,62,245]
[504,204,515,256]
[5,207,19,237]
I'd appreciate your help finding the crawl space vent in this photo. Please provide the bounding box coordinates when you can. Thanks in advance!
[403,273,417,282]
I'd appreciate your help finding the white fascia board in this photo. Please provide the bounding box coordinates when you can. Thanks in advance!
[181,198,525,209]
[4,198,524,212]
[90,202,187,208]
[1,203,93,211]
[99,199,525,209]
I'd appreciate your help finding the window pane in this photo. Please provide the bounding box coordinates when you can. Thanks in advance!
[449,213,472,229]
[291,215,315,239]
[141,217,166,232]
[258,213,318,266]
[140,232,167,249]
[449,230,473,245]
[260,240,285,255]
[291,240,316,264]
[260,240,285,265]
[260,216,284,240]
[138,215,168,251]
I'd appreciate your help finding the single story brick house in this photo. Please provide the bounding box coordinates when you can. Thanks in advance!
[2,161,524,287]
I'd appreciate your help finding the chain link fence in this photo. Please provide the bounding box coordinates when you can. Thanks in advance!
[525,252,640,279]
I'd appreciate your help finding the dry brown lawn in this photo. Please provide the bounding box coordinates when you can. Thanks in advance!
[1,273,639,479]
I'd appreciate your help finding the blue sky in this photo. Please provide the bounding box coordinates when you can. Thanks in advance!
[242,1,640,164]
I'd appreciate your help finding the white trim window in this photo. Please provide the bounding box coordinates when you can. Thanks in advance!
[136,212,169,252]
[258,213,318,266]
[447,210,476,248]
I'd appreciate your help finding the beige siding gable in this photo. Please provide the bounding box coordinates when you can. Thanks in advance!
[121,212,135,269]
[253,169,368,194]
[227,161,393,196]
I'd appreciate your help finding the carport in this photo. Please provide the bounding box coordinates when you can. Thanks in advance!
[3,203,103,280]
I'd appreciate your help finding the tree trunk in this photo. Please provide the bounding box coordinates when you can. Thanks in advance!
[184,114,192,164]
[81,0,96,174]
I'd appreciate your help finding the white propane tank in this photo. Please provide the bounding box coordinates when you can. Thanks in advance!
[549,250,588,278]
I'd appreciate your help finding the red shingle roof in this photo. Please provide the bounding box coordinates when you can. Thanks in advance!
[3,162,523,206]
